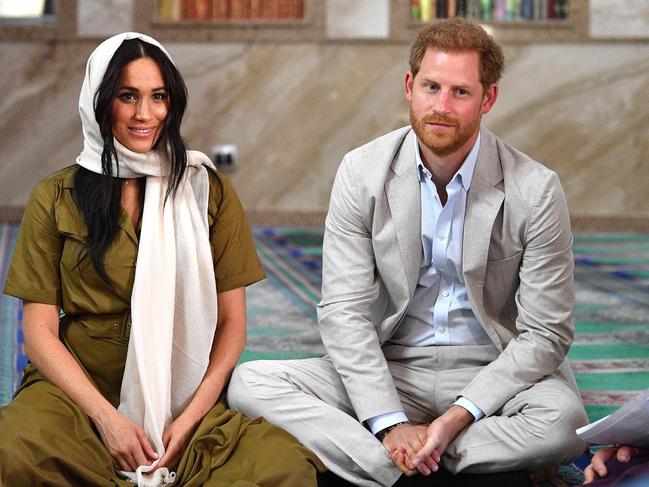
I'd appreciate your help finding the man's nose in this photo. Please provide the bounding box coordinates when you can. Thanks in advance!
[433,90,452,114]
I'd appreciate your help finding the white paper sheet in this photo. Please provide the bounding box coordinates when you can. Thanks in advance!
[577,389,649,447]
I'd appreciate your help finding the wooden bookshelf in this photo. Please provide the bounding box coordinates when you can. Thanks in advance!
[391,0,589,43]
[134,0,324,43]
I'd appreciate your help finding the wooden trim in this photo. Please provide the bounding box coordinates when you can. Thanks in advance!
[570,215,649,233]
[246,209,325,228]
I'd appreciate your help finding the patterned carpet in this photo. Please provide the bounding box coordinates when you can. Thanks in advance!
[2,224,649,485]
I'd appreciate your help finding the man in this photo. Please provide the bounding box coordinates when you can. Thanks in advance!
[228,18,588,487]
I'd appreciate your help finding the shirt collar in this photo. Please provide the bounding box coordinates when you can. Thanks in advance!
[416,133,481,192]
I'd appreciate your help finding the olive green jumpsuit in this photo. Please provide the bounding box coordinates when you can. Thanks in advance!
[0,166,324,486]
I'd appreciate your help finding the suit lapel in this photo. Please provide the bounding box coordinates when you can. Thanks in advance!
[385,130,421,297]
[463,129,504,342]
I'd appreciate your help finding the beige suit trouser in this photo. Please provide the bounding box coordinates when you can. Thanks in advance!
[227,344,588,487]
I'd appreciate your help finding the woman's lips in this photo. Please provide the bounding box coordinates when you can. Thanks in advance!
[128,126,156,137]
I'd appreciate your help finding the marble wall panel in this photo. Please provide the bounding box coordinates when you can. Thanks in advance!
[1,40,648,220]
[77,0,133,38]
[590,0,649,39]
[490,43,649,217]
[325,0,390,39]
[0,42,91,206]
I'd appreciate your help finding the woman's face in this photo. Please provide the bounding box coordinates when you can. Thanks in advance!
[111,57,169,153]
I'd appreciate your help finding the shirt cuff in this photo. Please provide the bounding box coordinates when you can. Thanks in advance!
[453,396,485,422]
[366,411,409,435]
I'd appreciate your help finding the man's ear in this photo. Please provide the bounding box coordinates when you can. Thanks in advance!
[480,83,498,115]
[404,71,414,102]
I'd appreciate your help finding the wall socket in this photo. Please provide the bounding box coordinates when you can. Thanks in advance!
[210,144,238,172]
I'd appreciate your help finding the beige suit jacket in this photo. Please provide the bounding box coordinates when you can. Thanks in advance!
[317,126,576,423]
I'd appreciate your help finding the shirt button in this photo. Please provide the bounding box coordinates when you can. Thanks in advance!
[442,290,449,297]
[439,328,446,334]
[438,233,445,240]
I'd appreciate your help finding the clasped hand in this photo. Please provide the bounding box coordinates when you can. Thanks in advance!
[382,406,472,477]
[93,408,199,473]
[93,409,159,472]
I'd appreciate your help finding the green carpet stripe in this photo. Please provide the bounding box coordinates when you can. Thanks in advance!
[575,372,649,390]
[584,405,622,423]
[569,344,649,360]
[573,234,649,243]
[239,350,322,363]
[574,245,649,254]
[580,257,649,265]
[621,270,649,278]
[575,322,649,333]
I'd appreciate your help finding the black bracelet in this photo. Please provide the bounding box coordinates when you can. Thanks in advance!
[375,421,409,442]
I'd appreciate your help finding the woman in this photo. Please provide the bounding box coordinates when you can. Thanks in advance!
[0,32,323,486]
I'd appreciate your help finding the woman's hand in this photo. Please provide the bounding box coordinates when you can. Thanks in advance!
[93,408,158,472]
[155,413,201,470]
[583,445,646,484]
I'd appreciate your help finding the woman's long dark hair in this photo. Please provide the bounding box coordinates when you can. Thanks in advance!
[74,38,189,285]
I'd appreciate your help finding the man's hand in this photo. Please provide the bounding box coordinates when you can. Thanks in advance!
[383,423,439,476]
[383,424,437,477]
[411,406,473,472]
[583,445,646,484]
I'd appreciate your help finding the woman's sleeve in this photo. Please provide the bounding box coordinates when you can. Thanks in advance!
[3,178,63,305]
[208,171,266,293]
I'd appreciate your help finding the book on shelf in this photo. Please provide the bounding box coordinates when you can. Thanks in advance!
[456,0,467,16]
[436,0,447,18]
[160,0,304,21]
[447,0,457,17]
[409,0,569,22]
[159,0,181,21]
[506,0,520,20]
[552,0,568,19]
[420,0,434,21]
[195,0,211,19]
[493,0,506,21]
[521,0,533,20]
[230,0,250,19]
[212,0,229,19]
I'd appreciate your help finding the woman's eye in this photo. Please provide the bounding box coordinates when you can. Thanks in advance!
[119,92,136,102]
[153,92,168,101]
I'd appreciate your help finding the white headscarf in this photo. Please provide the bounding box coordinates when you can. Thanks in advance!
[77,32,218,486]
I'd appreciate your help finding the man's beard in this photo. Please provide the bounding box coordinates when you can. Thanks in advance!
[410,109,480,158]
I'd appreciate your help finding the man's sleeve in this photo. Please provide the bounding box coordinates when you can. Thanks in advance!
[460,171,575,416]
[317,155,404,424]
